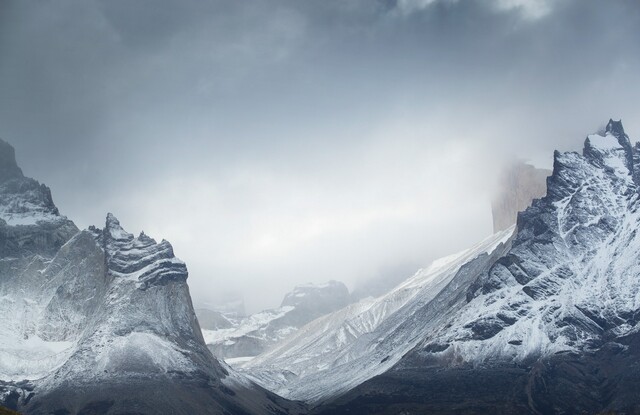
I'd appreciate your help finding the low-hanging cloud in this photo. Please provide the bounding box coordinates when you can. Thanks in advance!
[1,0,639,312]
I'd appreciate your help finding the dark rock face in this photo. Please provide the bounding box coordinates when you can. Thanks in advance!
[317,333,640,415]
[0,167,78,258]
[0,139,23,183]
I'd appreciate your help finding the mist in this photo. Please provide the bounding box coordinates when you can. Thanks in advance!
[1,0,639,312]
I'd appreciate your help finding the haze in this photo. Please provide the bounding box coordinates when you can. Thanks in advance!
[1,0,639,312]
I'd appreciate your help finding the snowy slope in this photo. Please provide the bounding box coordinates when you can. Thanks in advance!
[430,119,640,362]
[312,119,640,414]
[242,226,514,401]
[202,280,351,360]
[250,119,640,408]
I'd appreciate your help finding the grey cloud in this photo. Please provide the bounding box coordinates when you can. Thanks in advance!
[1,0,640,311]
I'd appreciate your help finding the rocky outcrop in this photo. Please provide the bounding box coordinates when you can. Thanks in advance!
[0,140,77,258]
[314,119,640,414]
[491,161,550,233]
[0,140,300,414]
[0,139,23,182]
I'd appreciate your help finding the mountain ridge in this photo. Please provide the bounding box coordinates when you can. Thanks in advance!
[312,118,640,413]
[0,139,300,415]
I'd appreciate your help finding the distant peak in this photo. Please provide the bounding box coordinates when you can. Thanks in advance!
[0,138,24,183]
[606,119,626,138]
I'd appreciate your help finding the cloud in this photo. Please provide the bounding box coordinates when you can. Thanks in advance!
[1,0,640,312]
[394,0,559,19]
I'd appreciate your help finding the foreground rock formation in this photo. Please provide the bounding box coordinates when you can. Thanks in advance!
[0,139,299,415]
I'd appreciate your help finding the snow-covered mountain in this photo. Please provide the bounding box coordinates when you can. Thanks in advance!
[242,227,514,401]
[312,119,640,413]
[202,281,350,361]
[240,119,640,414]
[0,139,299,414]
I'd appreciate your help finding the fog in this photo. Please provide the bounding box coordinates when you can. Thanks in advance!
[1,0,639,312]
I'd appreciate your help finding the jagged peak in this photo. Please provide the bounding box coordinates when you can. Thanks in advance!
[104,213,134,241]
[582,119,634,169]
[0,138,25,183]
[606,118,626,137]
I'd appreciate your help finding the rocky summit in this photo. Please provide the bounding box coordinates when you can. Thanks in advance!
[0,140,300,415]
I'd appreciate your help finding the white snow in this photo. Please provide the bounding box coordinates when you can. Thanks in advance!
[225,356,255,365]
[0,212,61,226]
[202,306,295,345]
[242,226,514,401]
[0,333,74,381]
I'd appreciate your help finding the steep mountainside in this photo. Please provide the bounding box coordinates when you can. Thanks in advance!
[317,119,640,414]
[243,227,514,402]
[202,281,351,361]
[0,139,299,415]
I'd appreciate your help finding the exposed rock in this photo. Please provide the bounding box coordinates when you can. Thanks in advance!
[491,161,550,233]
[0,140,300,415]
[312,119,640,413]
[0,139,23,183]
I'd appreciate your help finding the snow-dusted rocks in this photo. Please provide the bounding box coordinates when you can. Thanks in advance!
[314,119,640,414]
[0,139,77,258]
[242,227,514,402]
[457,118,640,360]
[202,281,351,361]
[0,140,298,414]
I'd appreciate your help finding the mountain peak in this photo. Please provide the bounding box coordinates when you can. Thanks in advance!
[0,138,24,182]
[606,118,626,137]
[105,213,133,241]
[582,119,634,171]
[604,118,632,151]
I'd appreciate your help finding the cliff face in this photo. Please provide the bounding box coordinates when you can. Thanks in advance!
[491,162,551,232]
[0,139,300,415]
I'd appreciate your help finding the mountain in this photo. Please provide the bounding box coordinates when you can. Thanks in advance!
[242,227,514,402]
[491,161,551,232]
[314,119,640,414]
[202,281,351,361]
[0,139,299,415]
[195,308,236,331]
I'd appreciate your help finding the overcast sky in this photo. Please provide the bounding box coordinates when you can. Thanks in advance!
[1,0,639,313]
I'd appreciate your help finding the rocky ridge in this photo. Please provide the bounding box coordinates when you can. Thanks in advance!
[316,119,640,414]
[0,139,299,415]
